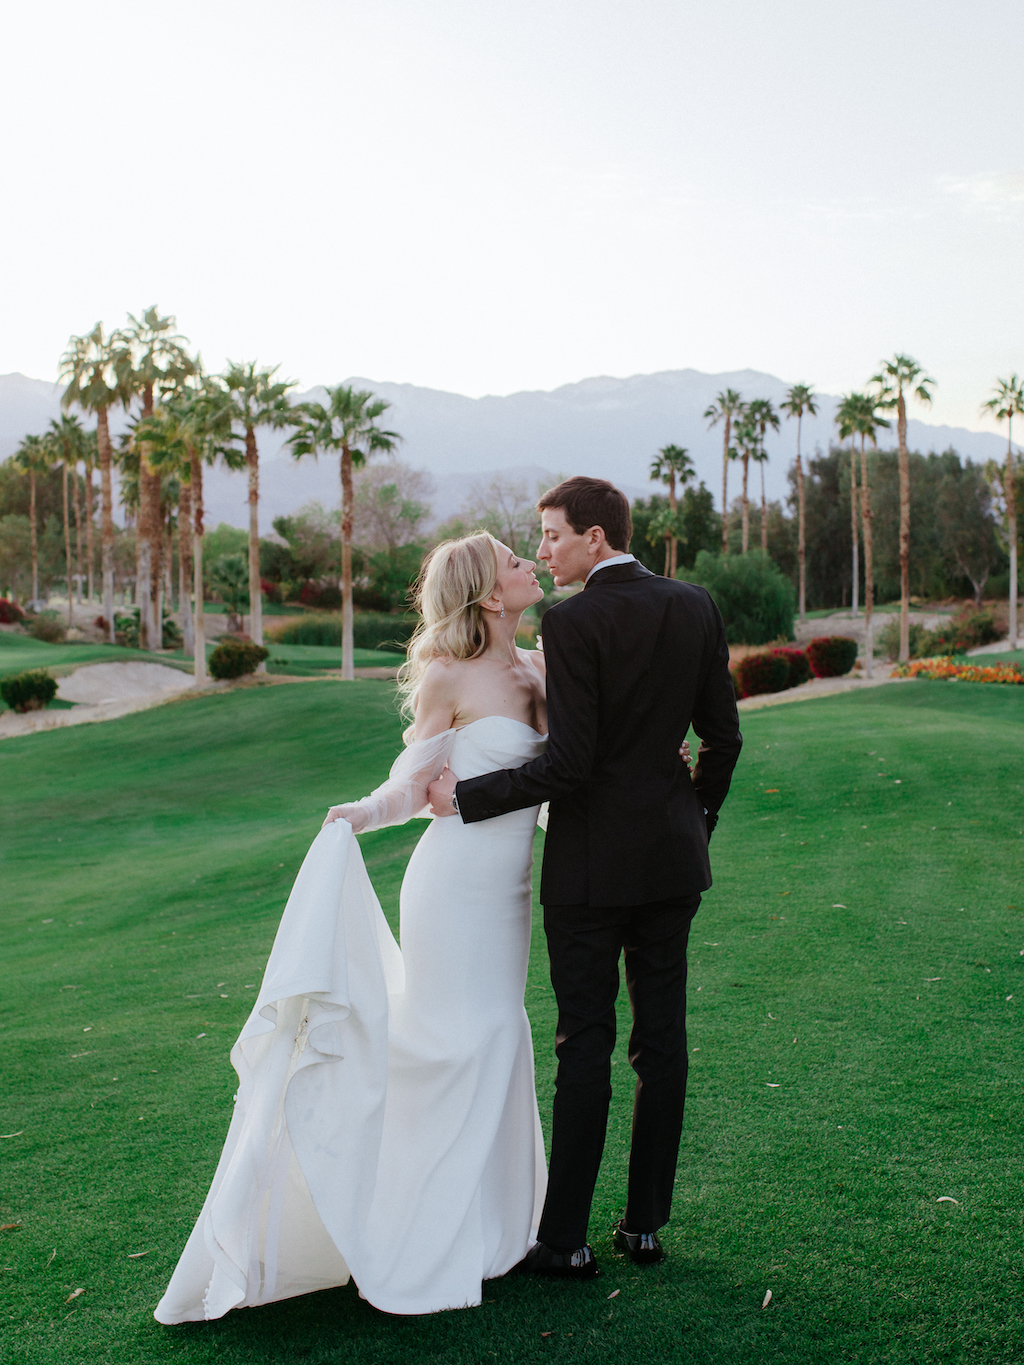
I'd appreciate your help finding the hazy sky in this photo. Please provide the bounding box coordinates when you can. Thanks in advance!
[2,0,1022,433]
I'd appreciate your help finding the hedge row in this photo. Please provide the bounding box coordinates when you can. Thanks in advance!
[267,611,418,653]
[731,636,858,699]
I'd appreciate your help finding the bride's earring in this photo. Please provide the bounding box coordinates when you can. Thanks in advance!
[499,605,505,618]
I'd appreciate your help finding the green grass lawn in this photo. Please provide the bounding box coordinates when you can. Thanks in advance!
[261,642,403,673]
[1,680,1022,1364]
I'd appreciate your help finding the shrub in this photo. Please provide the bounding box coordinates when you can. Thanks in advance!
[731,651,791,699]
[925,606,1001,656]
[208,638,270,680]
[773,646,812,688]
[27,613,66,643]
[267,611,418,654]
[0,599,24,624]
[1,668,58,712]
[299,581,343,610]
[878,605,1001,662]
[683,551,795,645]
[806,636,858,678]
[93,615,109,632]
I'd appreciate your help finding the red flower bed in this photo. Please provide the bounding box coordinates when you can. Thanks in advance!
[0,598,24,624]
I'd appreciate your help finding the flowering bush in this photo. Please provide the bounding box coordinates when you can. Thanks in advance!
[731,651,791,699]
[0,599,24,624]
[773,647,812,688]
[806,636,858,678]
[892,658,1023,685]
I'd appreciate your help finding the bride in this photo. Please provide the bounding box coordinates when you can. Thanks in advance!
[155,531,550,1322]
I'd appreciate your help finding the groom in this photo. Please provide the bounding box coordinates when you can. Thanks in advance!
[428,476,742,1277]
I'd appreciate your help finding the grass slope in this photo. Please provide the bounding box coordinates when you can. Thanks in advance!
[1,681,1022,1364]
[0,633,190,683]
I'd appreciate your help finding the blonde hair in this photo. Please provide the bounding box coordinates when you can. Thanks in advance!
[397,531,499,726]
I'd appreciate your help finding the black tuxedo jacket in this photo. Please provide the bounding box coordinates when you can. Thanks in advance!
[455,561,743,907]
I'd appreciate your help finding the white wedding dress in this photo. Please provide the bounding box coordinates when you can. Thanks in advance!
[154,717,548,1322]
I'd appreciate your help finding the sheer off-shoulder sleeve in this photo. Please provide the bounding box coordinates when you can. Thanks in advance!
[327,729,458,834]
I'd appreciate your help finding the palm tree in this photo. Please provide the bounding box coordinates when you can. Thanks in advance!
[220,363,296,658]
[731,416,758,553]
[133,404,193,653]
[747,399,780,556]
[982,375,1024,649]
[869,354,935,660]
[47,415,88,627]
[780,385,817,621]
[286,385,401,679]
[116,308,195,649]
[704,389,744,553]
[12,434,49,608]
[835,395,864,616]
[649,444,694,575]
[59,323,130,639]
[841,394,889,678]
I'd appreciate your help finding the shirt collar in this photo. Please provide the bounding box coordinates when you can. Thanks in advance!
[585,553,636,583]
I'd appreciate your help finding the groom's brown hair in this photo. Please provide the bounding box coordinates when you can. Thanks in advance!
[538,476,632,553]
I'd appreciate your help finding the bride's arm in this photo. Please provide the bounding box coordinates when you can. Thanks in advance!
[322,665,458,833]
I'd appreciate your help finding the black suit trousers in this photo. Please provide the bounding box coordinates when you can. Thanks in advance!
[536,893,701,1251]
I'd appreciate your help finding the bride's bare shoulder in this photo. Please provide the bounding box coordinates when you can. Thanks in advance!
[518,646,546,677]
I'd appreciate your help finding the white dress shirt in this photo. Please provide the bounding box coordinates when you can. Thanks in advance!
[585,553,636,583]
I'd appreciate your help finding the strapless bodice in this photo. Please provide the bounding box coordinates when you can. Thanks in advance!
[447,716,548,782]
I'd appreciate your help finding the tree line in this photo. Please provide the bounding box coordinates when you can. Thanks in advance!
[2,317,1021,669]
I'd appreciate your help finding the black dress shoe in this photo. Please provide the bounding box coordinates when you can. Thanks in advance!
[613,1222,665,1265]
[516,1241,600,1279]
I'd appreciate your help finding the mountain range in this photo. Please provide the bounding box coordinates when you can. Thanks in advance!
[0,368,1009,531]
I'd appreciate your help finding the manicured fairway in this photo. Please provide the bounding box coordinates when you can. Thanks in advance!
[1,679,1022,1365]
[0,632,190,684]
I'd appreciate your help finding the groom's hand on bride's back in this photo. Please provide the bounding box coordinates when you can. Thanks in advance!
[427,767,460,816]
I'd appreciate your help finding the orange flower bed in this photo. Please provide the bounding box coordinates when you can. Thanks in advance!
[893,657,1023,685]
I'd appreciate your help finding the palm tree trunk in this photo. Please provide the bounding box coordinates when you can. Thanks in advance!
[850,445,859,616]
[137,383,157,650]
[669,474,678,576]
[29,470,39,606]
[191,450,207,684]
[760,461,768,554]
[179,478,194,656]
[897,391,910,661]
[721,421,731,554]
[796,419,806,622]
[741,453,750,553]
[245,425,264,663]
[72,460,84,604]
[84,453,95,605]
[663,536,670,577]
[860,437,874,679]
[97,406,115,641]
[1007,433,1018,649]
[341,445,355,681]
[62,459,74,627]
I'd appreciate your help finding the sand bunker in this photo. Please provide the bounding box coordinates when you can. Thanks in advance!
[1,660,202,740]
[56,662,194,705]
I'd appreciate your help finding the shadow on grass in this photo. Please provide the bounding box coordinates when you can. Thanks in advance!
[150,1254,759,1365]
